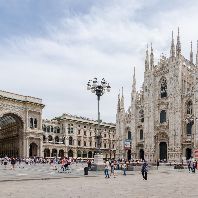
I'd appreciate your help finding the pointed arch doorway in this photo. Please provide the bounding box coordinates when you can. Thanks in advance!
[139,149,144,160]
[186,148,192,160]
[159,142,167,161]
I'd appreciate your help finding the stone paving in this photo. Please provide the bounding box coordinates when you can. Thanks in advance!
[0,165,198,198]
[0,162,88,181]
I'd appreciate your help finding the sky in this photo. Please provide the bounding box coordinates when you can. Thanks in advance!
[1,0,198,123]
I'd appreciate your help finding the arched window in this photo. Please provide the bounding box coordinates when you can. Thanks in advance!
[51,126,54,132]
[77,150,81,158]
[34,119,37,128]
[139,109,144,122]
[83,151,87,158]
[160,78,167,98]
[187,123,193,135]
[160,110,166,123]
[187,101,193,115]
[47,126,50,132]
[43,125,46,132]
[140,130,143,140]
[57,127,60,133]
[128,131,132,140]
[55,136,59,144]
[84,141,86,147]
[30,118,34,128]
[104,143,106,148]
[69,136,73,145]
[48,135,53,142]
[62,137,65,144]
[78,140,81,146]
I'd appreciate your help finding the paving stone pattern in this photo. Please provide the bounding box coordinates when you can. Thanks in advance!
[0,165,198,198]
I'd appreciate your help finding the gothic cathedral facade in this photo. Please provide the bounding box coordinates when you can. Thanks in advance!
[116,29,198,163]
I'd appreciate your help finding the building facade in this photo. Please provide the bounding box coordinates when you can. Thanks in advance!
[42,114,116,159]
[116,30,198,162]
[0,90,44,158]
[0,90,116,158]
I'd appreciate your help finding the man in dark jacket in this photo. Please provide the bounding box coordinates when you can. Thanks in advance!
[141,160,148,180]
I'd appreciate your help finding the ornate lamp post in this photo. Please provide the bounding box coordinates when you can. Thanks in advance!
[87,78,111,155]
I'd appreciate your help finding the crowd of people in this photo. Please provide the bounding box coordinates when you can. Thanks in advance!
[1,155,198,181]
[0,156,79,171]
[103,158,148,180]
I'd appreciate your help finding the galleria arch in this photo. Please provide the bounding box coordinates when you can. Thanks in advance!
[0,113,24,157]
[0,90,44,158]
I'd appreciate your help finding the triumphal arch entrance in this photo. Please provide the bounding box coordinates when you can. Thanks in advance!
[0,90,44,158]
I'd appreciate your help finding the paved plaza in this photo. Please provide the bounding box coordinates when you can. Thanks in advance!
[0,164,198,198]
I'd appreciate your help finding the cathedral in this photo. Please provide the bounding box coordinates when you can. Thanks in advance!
[116,29,198,163]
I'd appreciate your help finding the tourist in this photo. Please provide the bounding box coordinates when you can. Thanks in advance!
[187,160,192,173]
[110,161,116,178]
[117,160,120,170]
[141,160,148,180]
[104,161,110,178]
[10,157,16,170]
[87,160,91,170]
[123,162,127,176]
[192,162,196,173]
[156,160,159,170]
[3,155,9,169]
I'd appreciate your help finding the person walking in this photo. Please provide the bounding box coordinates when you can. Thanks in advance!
[10,157,16,170]
[187,160,192,173]
[192,162,196,173]
[104,161,110,178]
[156,160,159,170]
[141,160,148,180]
[123,162,127,176]
[3,156,9,169]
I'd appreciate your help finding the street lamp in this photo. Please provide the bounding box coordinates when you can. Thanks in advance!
[87,78,111,154]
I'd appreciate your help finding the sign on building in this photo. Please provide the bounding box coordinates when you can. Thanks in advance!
[124,139,131,150]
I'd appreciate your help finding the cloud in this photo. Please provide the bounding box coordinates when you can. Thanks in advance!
[0,0,198,122]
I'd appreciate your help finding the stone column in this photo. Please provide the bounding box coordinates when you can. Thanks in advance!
[26,138,29,158]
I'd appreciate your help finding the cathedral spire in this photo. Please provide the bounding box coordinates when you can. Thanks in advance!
[196,40,198,66]
[176,27,181,57]
[131,67,136,104]
[170,30,175,59]
[145,44,149,71]
[132,66,136,92]
[150,43,154,70]
[190,41,193,64]
[117,92,120,113]
[120,87,125,110]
